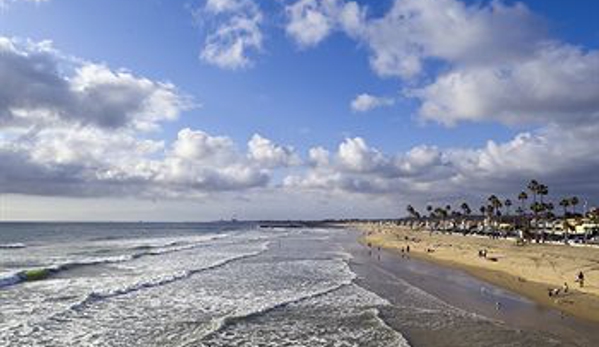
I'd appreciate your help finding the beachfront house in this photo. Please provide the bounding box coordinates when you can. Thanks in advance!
[575,221,599,241]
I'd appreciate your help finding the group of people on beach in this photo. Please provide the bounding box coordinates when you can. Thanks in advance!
[366,242,411,260]
[548,271,585,298]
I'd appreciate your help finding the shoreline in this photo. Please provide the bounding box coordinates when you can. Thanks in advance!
[350,222,599,325]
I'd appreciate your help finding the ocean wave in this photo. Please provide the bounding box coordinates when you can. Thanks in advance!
[0,243,26,249]
[367,307,412,347]
[0,272,22,287]
[70,244,269,311]
[0,254,134,289]
[0,236,231,290]
[196,280,354,343]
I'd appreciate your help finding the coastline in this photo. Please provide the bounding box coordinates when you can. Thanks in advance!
[350,222,599,325]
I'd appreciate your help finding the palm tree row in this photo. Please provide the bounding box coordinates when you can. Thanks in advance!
[404,179,594,242]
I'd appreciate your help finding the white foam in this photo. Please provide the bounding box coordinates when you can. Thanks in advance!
[0,243,26,249]
[0,271,21,287]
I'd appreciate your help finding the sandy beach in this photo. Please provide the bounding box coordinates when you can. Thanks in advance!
[354,222,599,324]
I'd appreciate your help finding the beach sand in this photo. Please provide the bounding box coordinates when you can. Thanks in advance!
[353,222,599,324]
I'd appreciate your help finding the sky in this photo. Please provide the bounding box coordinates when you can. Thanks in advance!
[0,0,598,221]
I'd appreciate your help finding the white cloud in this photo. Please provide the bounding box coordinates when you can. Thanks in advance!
[0,37,280,198]
[284,0,364,47]
[0,124,276,197]
[337,137,390,173]
[356,0,545,79]
[285,0,599,132]
[308,146,329,166]
[327,0,599,128]
[285,0,335,47]
[350,93,394,112]
[0,37,191,130]
[200,0,263,69]
[411,43,599,126]
[284,124,599,203]
[172,128,235,162]
[247,134,301,167]
[205,0,247,13]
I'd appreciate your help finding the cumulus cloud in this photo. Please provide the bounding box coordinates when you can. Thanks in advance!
[172,128,235,163]
[350,93,394,112]
[200,0,263,69]
[247,134,301,167]
[356,0,545,79]
[0,38,190,130]
[308,146,329,167]
[285,125,599,203]
[284,1,599,128]
[337,137,392,174]
[0,124,280,197]
[0,37,295,198]
[311,0,599,128]
[158,129,270,193]
[284,0,365,47]
[411,43,599,126]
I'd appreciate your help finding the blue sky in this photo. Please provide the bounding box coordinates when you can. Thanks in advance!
[1,0,598,220]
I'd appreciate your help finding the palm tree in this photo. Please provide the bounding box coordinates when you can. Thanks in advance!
[527,180,540,204]
[559,198,570,217]
[518,191,528,214]
[527,180,543,234]
[570,196,579,215]
[530,201,546,240]
[406,204,415,217]
[538,184,549,204]
[461,202,471,216]
[517,191,528,231]
[426,205,434,231]
[545,202,554,215]
[479,205,487,233]
[487,195,503,234]
[434,207,448,231]
[504,199,512,216]
[406,205,420,229]
[488,195,503,214]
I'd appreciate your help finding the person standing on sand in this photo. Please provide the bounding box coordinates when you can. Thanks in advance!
[577,271,585,288]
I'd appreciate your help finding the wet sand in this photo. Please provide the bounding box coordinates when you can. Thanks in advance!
[342,229,599,346]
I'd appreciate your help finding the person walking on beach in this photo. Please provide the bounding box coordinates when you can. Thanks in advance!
[576,271,585,288]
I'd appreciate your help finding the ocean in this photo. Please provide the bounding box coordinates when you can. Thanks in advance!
[0,223,591,346]
[0,223,408,346]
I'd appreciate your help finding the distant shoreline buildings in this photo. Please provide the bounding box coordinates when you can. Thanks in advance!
[404,180,599,244]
